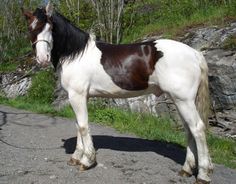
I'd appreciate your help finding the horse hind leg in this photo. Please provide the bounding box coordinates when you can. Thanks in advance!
[153,88,197,176]
[179,123,197,177]
[174,99,212,183]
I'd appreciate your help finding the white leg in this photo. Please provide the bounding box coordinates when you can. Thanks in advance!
[181,124,197,176]
[71,125,83,161]
[175,100,212,182]
[79,124,96,169]
[68,91,96,168]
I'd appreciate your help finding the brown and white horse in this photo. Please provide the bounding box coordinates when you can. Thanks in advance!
[23,2,213,183]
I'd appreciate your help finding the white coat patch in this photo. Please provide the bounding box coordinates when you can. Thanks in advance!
[30,18,38,30]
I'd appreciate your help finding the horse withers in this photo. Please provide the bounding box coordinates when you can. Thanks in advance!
[23,2,213,183]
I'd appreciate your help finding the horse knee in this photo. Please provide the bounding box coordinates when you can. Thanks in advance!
[189,120,206,139]
[79,126,88,136]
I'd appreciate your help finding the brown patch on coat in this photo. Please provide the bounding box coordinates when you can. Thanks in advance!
[28,20,47,44]
[23,9,49,46]
[97,41,163,91]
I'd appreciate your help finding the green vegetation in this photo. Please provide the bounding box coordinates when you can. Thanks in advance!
[222,35,236,50]
[89,100,185,145]
[122,0,236,42]
[0,36,31,72]
[26,69,56,104]
[0,62,18,72]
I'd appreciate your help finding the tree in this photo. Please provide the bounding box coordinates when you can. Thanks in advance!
[90,0,124,43]
[0,0,42,63]
[53,0,95,31]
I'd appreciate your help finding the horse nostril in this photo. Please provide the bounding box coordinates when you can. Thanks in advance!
[47,54,50,60]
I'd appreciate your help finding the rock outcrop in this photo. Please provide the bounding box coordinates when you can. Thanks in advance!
[0,73,31,98]
[183,22,236,110]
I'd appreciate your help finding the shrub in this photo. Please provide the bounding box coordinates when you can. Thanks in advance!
[26,69,56,104]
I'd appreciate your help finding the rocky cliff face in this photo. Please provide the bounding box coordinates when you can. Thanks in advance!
[0,73,32,98]
[183,23,236,111]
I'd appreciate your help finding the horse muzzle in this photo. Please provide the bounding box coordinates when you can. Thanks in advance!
[36,54,51,67]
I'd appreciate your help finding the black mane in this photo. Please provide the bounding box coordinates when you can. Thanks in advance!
[51,12,90,68]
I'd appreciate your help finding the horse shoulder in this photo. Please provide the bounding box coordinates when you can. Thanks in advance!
[60,58,92,94]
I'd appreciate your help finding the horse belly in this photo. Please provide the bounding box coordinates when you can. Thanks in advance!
[88,71,155,98]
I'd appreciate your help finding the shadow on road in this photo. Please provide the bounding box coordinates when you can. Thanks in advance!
[63,135,186,165]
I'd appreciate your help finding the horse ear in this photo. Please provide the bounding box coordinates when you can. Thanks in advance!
[46,1,53,17]
[22,8,33,21]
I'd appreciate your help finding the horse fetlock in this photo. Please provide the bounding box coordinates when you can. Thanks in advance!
[207,165,214,176]
[67,157,81,166]
[199,158,213,176]
[178,169,192,177]
[78,154,97,171]
[197,171,211,184]
[188,160,196,169]
[181,158,196,177]
[194,178,211,184]
[72,148,84,160]
[208,158,214,173]
[86,150,96,162]
[78,161,97,171]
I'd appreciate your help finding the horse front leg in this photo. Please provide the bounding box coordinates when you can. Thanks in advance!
[67,91,96,170]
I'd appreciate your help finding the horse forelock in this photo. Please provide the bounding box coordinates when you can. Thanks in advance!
[33,8,47,23]
[51,12,90,68]
[27,8,48,44]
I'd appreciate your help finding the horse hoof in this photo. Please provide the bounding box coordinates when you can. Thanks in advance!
[67,158,81,166]
[178,169,192,177]
[194,179,210,184]
[78,161,97,171]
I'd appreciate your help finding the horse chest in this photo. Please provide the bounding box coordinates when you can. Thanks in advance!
[60,62,90,92]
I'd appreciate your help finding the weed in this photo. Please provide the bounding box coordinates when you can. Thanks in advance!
[122,0,236,43]
[222,35,236,50]
[0,62,18,72]
[26,69,56,104]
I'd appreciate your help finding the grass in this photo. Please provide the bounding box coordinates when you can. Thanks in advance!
[222,35,236,50]
[0,95,235,169]
[122,1,236,43]
[0,62,18,72]
[26,69,56,104]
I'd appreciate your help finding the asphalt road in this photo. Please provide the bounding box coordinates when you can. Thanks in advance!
[0,105,236,184]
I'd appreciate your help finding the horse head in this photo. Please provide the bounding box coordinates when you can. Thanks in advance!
[22,2,53,67]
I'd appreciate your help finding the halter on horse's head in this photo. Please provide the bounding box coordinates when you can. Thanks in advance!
[23,3,53,67]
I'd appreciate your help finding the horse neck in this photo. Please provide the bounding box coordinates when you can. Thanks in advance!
[51,13,90,68]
